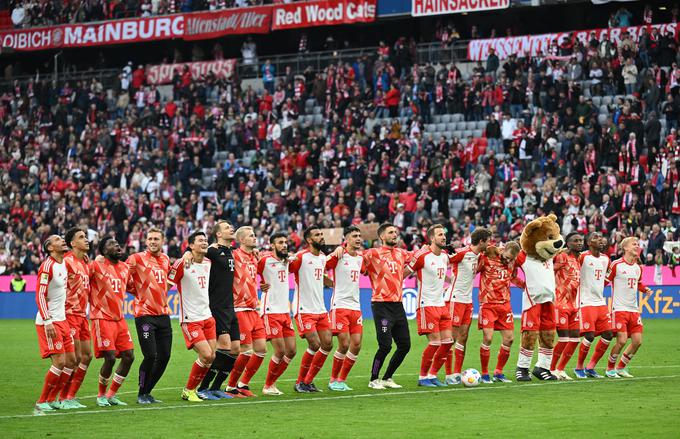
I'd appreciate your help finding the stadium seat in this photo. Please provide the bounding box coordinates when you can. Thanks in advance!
[441,114,452,124]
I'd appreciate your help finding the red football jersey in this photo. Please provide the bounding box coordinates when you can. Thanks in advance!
[64,252,90,317]
[233,248,259,310]
[88,259,132,321]
[362,246,412,302]
[126,250,171,317]
[477,253,515,304]
[553,252,580,309]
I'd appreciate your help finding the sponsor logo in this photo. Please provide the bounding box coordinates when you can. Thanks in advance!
[402,289,418,320]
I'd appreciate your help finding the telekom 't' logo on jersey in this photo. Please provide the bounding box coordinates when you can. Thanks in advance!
[277,270,286,282]
[595,269,603,280]
[350,270,360,282]
[152,268,165,284]
[198,276,207,289]
[437,268,446,279]
[314,268,323,280]
[627,278,636,289]
[384,261,397,274]
[110,278,122,293]
[247,264,257,278]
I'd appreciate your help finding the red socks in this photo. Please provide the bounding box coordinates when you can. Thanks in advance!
[429,341,453,376]
[38,365,62,403]
[551,338,568,371]
[48,367,72,402]
[331,351,346,382]
[494,344,511,375]
[586,338,611,370]
[186,359,210,390]
[303,349,329,384]
[227,353,251,388]
[239,352,265,386]
[297,349,315,384]
[576,339,591,369]
[479,344,491,375]
[557,339,579,371]
[265,356,292,387]
[420,343,439,378]
[338,352,357,382]
[65,363,88,400]
[105,373,126,398]
[98,374,110,397]
[617,353,633,370]
[453,343,466,375]
[445,350,453,375]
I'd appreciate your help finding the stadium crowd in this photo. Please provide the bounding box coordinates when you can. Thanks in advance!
[1,4,680,278]
[7,0,274,29]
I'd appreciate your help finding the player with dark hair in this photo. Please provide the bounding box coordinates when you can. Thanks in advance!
[326,225,365,391]
[195,220,239,399]
[405,224,451,387]
[290,225,333,393]
[89,236,134,406]
[34,235,77,414]
[575,232,612,379]
[126,227,172,403]
[362,222,413,390]
[169,231,215,402]
[59,227,92,407]
[444,227,491,385]
[551,232,583,380]
[259,232,296,395]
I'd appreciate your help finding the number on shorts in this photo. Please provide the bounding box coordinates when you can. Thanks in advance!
[506,313,512,323]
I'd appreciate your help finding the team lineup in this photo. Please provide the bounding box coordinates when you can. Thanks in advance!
[31,219,653,414]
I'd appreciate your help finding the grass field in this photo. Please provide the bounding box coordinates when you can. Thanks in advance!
[1,318,679,438]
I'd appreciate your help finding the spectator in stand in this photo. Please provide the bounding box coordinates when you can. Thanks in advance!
[485,48,499,79]
[622,58,638,95]
[262,60,276,94]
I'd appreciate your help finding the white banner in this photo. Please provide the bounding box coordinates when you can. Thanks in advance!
[412,0,509,17]
[467,22,678,61]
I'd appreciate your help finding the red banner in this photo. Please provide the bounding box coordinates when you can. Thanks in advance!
[183,6,271,40]
[0,15,184,51]
[467,22,678,61]
[412,0,509,17]
[271,0,376,31]
[146,59,237,85]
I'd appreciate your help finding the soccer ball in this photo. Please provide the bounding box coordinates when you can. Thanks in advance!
[461,369,482,387]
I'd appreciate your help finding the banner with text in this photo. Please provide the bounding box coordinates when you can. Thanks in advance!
[183,6,271,40]
[1,286,679,320]
[271,0,377,31]
[0,15,185,51]
[412,0,509,17]
[467,22,678,61]
[146,59,237,85]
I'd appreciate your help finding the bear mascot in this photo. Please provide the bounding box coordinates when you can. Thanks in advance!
[514,214,564,381]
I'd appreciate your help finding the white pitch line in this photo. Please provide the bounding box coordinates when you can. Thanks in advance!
[5,374,679,421]
[72,365,680,401]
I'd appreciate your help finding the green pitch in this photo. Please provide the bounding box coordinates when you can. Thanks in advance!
[1,319,679,438]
